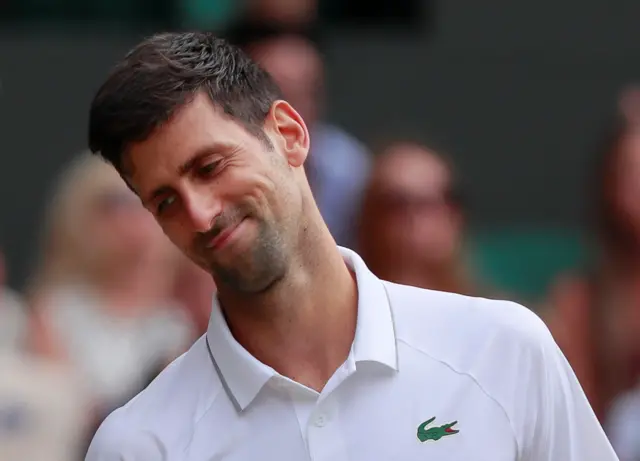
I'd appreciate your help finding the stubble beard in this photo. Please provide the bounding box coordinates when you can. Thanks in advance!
[208,219,289,294]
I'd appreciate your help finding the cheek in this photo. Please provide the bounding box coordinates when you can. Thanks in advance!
[234,168,283,216]
[159,220,193,254]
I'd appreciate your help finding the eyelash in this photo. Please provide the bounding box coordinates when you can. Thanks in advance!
[198,161,219,177]
[156,195,176,215]
[155,162,220,215]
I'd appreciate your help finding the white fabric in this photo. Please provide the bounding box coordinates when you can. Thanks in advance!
[85,247,618,461]
[0,289,28,352]
[44,286,194,409]
[0,352,89,461]
[606,385,640,461]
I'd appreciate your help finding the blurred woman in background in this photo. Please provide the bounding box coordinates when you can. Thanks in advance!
[357,141,484,296]
[0,250,29,353]
[0,248,89,461]
[26,153,195,425]
[547,89,640,460]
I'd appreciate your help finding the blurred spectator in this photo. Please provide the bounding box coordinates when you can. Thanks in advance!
[26,153,195,423]
[544,272,598,412]
[607,388,640,461]
[0,250,29,353]
[246,0,317,27]
[358,141,484,296]
[0,351,88,461]
[1,246,88,461]
[227,25,372,248]
[547,89,640,442]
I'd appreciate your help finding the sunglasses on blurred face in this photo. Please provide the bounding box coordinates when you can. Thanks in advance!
[375,190,456,215]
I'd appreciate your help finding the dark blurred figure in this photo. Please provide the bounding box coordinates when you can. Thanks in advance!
[27,154,195,426]
[547,89,640,460]
[0,351,88,461]
[0,250,28,352]
[1,250,88,461]
[226,24,371,248]
[358,141,482,296]
[245,0,317,27]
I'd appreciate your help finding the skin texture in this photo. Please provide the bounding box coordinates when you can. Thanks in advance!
[124,92,357,391]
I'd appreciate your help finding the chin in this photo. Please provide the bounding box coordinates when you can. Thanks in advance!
[214,261,286,295]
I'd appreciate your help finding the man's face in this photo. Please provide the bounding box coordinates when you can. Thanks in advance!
[124,92,309,294]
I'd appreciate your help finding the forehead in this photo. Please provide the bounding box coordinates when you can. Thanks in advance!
[375,145,450,194]
[125,93,256,190]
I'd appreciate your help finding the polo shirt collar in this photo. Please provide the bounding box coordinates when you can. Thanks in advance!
[206,246,398,412]
[342,247,398,370]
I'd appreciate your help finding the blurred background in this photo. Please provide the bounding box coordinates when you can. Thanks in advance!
[2,0,640,460]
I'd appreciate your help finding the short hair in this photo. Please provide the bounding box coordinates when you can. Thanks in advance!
[89,31,283,172]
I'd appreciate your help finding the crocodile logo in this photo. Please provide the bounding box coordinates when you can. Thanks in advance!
[417,417,459,442]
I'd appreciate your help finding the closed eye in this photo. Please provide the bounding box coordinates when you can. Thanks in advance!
[198,161,220,178]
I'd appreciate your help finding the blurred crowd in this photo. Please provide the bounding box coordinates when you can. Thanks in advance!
[2,1,640,461]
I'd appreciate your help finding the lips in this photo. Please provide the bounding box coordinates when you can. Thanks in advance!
[206,219,244,251]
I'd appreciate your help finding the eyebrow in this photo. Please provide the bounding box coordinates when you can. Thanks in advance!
[146,144,228,202]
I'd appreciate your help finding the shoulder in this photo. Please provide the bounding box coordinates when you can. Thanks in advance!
[86,337,220,460]
[385,281,554,382]
[85,412,165,461]
[387,281,550,348]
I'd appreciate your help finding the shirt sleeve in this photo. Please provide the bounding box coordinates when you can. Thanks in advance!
[85,413,167,461]
[520,313,619,461]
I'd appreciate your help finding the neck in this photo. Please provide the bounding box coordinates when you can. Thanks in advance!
[217,209,358,392]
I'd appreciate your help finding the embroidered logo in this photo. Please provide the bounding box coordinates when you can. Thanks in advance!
[417,417,459,442]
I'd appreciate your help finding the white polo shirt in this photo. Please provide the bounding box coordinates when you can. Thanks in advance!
[86,247,618,461]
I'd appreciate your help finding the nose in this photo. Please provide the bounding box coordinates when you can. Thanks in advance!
[183,189,222,233]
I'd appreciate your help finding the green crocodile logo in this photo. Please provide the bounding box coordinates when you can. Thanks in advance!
[417,417,459,442]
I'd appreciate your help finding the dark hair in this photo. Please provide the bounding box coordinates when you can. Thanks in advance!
[89,31,283,171]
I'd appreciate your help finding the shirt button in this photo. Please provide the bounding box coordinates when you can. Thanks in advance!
[314,414,327,427]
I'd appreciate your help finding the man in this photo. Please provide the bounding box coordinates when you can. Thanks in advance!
[85,32,618,460]
[225,23,371,248]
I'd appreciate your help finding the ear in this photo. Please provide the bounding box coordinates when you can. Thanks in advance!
[266,100,310,168]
